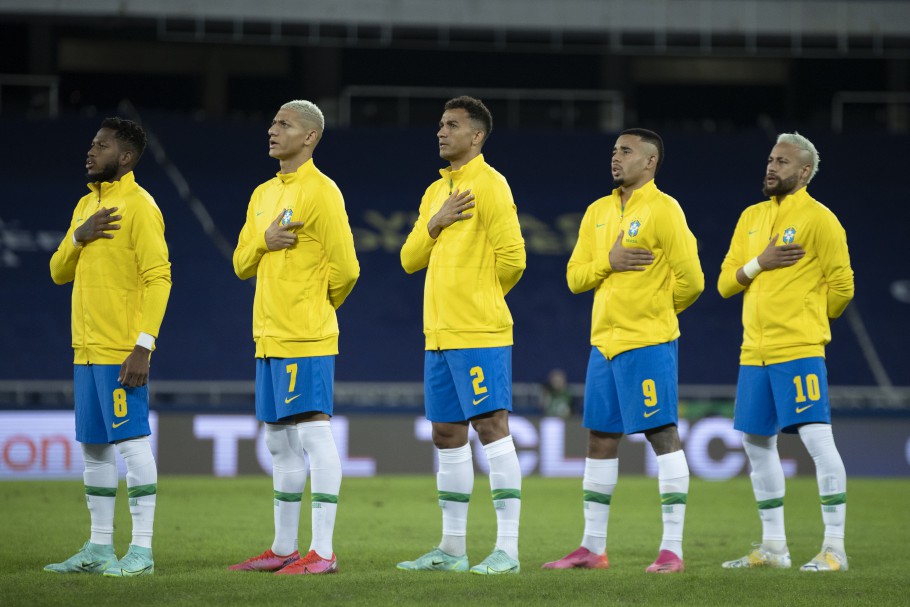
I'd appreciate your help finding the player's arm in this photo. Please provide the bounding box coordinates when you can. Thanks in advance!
[657,203,704,314]
[400,191,437,274]
[816,211,854,319]
[50,202,121,284]
[718,212,750,298]
[120,200,172,388]
[481,184,525,295]
[311,189,360,309]
[232,189,270,280]
[566,208,608,294]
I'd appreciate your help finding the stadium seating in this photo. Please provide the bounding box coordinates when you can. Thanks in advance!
[1,114,905,387]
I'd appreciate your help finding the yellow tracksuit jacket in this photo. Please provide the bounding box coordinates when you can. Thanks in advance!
[567,179,703,359]
[718,187,854,365]
[233,159,360,358]
[401,154,526,350]
[50,171,171,364]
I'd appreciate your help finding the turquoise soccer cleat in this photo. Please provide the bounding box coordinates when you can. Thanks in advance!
[103,545,155,577]
[44,541,117,574]
[470,549,520,575]
[397,548,469,572]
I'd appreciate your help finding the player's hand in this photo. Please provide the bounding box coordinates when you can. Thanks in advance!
[757,233,805,270]
[608,230,654,272]
[265,209,304,251]
[119,345,151,388]
[427,189,475,239]
[74,207,121,244]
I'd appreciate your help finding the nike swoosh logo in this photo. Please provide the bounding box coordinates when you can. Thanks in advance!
[472,395,490,405]
[748,229,758,235]
[643,409,660,418]
[431,560,445,566]
[285,394,301,404]
[795,404,814,414]
[596,223,606,227]
[112,420,129,428]
[256,210,264,216]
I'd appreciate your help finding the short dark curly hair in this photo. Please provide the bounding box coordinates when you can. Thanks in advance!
[101,117,147,164]
[444,96,493,143]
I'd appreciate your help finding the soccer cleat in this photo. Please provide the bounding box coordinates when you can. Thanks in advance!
[397,548,469,572]
[722,544,792,569]
[800,547,848,572]
[102,545,154,577]
[541,546,609,570]
[44,541,117,574]
[228,548,300,571]
[645,549,684,574]
[470,549,520,575]
[275,550,337,575]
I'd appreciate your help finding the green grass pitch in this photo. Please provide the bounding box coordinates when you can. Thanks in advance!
[2,476,908,606]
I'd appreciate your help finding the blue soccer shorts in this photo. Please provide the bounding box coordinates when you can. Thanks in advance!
[255,356,335,423]
[424,346,513,423]
[583,341,679,435]
[734,357,830,435]
[75,364,151,444]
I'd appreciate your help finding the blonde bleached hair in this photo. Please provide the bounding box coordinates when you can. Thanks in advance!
[777,131,820,183]
[281,100,325,136]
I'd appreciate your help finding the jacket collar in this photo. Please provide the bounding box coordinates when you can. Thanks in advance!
[772,186,811,207]
[612,178,658,205]
[276,158,316,184]
[87,170,137,196]
[440,153,486,181]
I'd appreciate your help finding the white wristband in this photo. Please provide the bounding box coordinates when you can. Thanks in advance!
[136,332,155,350]
[72,234,83,248]
[743,257,764,280]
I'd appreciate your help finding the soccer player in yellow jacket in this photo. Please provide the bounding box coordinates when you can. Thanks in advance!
[718,133,854,573]
[47,117,171,577]
[397,96,526,575]
[544,129,703,574]
[230,100,359,575]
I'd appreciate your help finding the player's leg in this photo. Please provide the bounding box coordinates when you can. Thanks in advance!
[770,358,847,571]
[45,366,117,574]
[459,347,521,575]
[272,356,339,575]
[616,342,687,573]
[723,365,791,569]
[398,351,471,572]
[230,358,302,571]
[90,365,156,577]
[543,347,619,570]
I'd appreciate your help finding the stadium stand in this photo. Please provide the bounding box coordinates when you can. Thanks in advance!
[2,114,907,392]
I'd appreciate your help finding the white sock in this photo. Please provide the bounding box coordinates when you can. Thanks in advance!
[437,443,473,557]
[82,443,117,546]
[580,457,618,555]
[799,424,847,553]
[265,424,306,556]
[743,433,788,552]
[298,421,341,559]
[656,449,689,558]
[116,436,157,549]
[484,435,521,561]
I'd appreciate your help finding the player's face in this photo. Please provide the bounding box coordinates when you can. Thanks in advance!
[268,108,316,161]
[85,128,123,183]
[763,142,811,198]
[437,108,482,165]
[611,134,657,189]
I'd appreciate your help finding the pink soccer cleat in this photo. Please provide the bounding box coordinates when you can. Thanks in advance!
[541,547,610,570]
[645,549,684,574]
[228,549,300,571]
[275,550,338,575]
